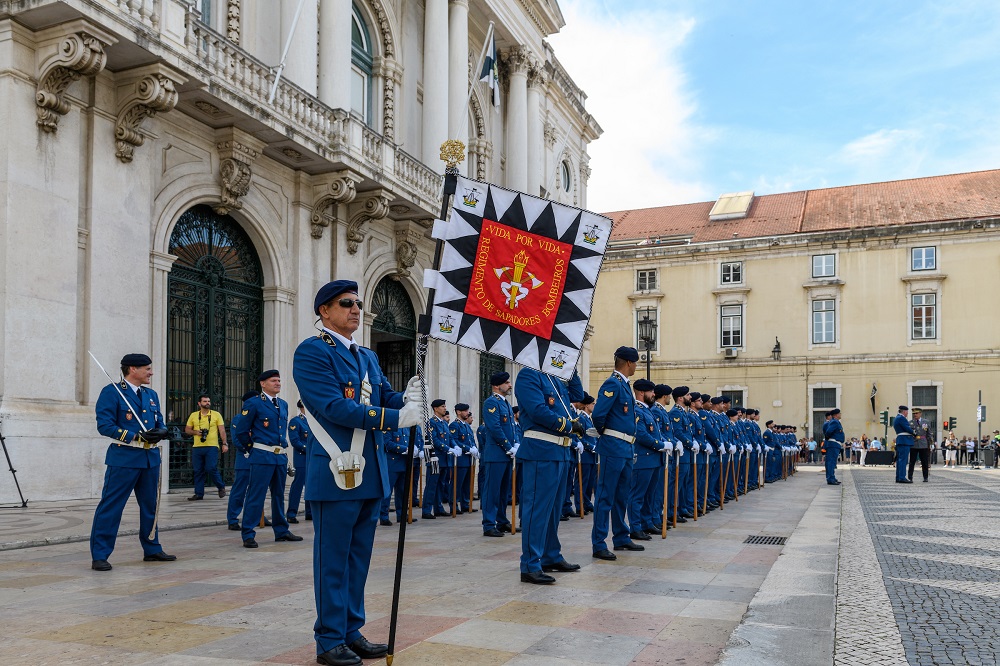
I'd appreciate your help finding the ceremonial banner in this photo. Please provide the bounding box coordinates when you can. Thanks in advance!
[426,176,612,380]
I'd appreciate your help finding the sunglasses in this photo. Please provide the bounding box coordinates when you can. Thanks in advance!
[337,298,364,309]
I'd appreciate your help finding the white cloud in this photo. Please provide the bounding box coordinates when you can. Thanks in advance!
[548,1,711,213]
[834,128,930,184]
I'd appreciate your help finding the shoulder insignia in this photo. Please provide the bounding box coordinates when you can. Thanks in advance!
[242,410,249,416]
[290,425,296,430]
[488,407,496,413]
[673,417,680,422]
[368,409,377,417]
[701,416,707,420]
[603,390,614,398]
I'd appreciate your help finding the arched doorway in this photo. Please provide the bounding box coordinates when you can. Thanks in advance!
[479,352,506,411]
[370,277,416,390]
[165,205,264,489]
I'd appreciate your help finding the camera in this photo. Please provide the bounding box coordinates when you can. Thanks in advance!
[199,428,209,443]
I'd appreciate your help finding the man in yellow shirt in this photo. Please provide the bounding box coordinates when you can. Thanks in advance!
[185,394,228,500]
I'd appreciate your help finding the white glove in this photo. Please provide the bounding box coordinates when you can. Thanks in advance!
[755,445,761,453]
[451,446,462,456]
[573,441,582,453]
[586,427,599,438]
[509,443,520,457]
[691,442,700,454]
[411,446,420,457]
[418,447,425,459]
[397,402,422,428]
[402,376,423,404]
[705,443,714,455]
[470,446,480,459]
[677,448,684,458]
[728,445,736,454]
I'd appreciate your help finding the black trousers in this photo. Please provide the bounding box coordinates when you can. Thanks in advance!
[908,447,931,480]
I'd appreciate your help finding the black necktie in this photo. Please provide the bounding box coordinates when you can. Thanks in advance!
[271,397,278,409]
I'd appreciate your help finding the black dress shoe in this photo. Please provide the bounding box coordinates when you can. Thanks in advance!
[421,514,436,519]
[263,518,272,526]
[630,532,652,541]
[483,528,504,537]
[456,508,464,515]
[288,516,299,524]
[348,636,388,659]
[584,508,593,515]
[379,518,393,526]
[676,516,688,524]
[243,539,258,548]
[521,571,556,585]
[143,552,177,562]
[228,523,241,531]
[614,541,645,551]
[559,515,570,522]
[896,479,913,484]
[923,477,929,482]
[91,559,112,571]
[470,508,479,513]
[542,560,581,572]
[316,644,362,666]
[643,527,659,535]
[681,512,694,519]
[592,549,617,561]
[435,511,449,517]
[275,533,303,542]
[304,515,312,521]
[218,487,226,498]
[187,495,203,501]
[499,523,512,533]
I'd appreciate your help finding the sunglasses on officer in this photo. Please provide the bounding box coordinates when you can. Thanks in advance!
[337,298,363,309]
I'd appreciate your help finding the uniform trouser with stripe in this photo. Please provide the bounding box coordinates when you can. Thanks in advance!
[226,467,250,525]
[893,444,910,481]
[312,498,378,654]
[481,461,511,531]
[287,450,309,519]
[591,455,633,552]
[455,466,470,511]
[581,462,597,511]
[435,465,452,512]
[421,467,439,516]
[519,459,569,573]
[90,465,163,561]
[242,463,290,541]
[825,443,842,482]
[649,461,665,527]
[708,452,721,503]
[628,466,656,532]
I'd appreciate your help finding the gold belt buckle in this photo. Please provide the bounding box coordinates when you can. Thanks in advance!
[273,446,282,454]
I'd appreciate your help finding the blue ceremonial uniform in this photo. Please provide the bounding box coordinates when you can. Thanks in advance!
[450,419,474,512]
[293,330,404,655]
[481,392,516,532]
[650,402,672,525]
[513,367,583,573]
[91,381,167,561]
[233,392,292,541]
[381,427,420,521]
[476,423,487,501]
[701,409,721,505]
[591,372,637,552]
[822,418,845,483]
[892,414,915,482]
[628,402,661,534]
[423,416,451,516]
[287,413,313,520]
[226,412,250,527]
[669,405,693,515]
[578,411,598,513]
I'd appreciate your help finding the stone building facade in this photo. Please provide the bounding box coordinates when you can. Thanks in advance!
[0,0,601,501]
[590,170,1000,445]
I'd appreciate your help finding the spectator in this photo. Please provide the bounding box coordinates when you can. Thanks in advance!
[870,436,883,451]
[944,435,957,468]
[807,438,818,464]
[965,437,977,466]
[850,438,862,465]
[859,436,868,467]
[958,437,967,465]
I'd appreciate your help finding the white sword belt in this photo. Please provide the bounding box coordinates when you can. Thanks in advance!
[603,429,636,445]
[524,430,572,447]
[253,442,287,454]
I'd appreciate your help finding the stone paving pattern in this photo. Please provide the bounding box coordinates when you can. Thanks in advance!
[0,473,818,665]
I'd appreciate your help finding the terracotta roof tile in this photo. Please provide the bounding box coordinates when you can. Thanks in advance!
[606,169,1000,243]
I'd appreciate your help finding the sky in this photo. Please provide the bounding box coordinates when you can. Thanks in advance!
[547,0,1000,214]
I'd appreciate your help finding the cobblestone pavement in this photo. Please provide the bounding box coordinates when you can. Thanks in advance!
[846,468,1000,666]
[0,472,819,665]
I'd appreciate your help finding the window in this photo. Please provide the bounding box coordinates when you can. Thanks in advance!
[812,388,837,443]
[912,247,936,271]
[812,254,835,278]
[560,161,572,192]
[720,305,743,348]
[911,385,938,436]
[721,261,743,284]
[912,294,936,339]
[721,390,744,407]
[812,299,836,344]
[351,6,373,125]
[636,269,657,291]
[636,307,657,352]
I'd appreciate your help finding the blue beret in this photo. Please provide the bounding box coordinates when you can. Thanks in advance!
[830,408,841,415]
[710,397,724,405]
[512,406,520,414]
[314,280,359,315]
[241,390,258,402]
[121,353,152,367]
[455,403,470,411]
[720,395,732,403]
[431,399,446,409]
[898,405,909,411]
[697,393,711,402]
[633,379,655,392]
[490,371,510,386]
[258,369,279,382]
[580,393,595,405]
[654,384,672,398]
[614,346,639,362]
[671,386,689,399]
[726,409,738,417]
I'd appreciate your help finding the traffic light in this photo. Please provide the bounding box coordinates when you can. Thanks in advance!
[879,410,889,426]
[949,417,958,431]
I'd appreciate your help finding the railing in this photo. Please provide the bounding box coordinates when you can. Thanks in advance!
[395,149,443,202]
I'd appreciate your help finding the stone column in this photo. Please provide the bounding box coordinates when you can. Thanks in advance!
[318,0,352,110]
[503,46,530,192]
[422,0,449,168]
[526,63,545,196]
[447,0,469,170]
[281,0,318,95]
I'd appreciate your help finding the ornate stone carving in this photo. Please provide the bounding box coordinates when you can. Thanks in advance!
[502,45,532,75]
[226,0,241,44]
[394,229,418,279]
[346,193,391,254]
[35,30,116,132]
[369,0,396,58]
[193,100,224,117]
[114,66,185,163]
[311,172,360,239]
[543,122,557,147]
[527,62,547,89]
[380,59,402,143]
[214,128,265,215]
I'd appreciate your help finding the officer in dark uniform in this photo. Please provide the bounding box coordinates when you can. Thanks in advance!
[577,394,598,515]
[893,405,915,483]
[423,399,450,518]
[293,280,424,666]
[233,369,303,548]
[591,346,642,560]
[287,400,314,524]
[628,378,664,540]
[651,385,673,530]
[481,371,516,537]
[823,408,845,485]
[227,389,258,530]
[669,386,693,520]
[382,425,422,525]
[513,366,584,584]
[450,403,475,514]
[91,353,174,571]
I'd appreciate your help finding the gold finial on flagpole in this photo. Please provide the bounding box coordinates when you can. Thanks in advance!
[440,140,466,174]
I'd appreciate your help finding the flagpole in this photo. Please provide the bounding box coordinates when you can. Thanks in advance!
[466,21,495,109]
[386,141,465,666]
[267,0,308,104]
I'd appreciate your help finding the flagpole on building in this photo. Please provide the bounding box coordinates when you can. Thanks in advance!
[467,21,495,108]
[386,140,466,666]
[267,0,308,104]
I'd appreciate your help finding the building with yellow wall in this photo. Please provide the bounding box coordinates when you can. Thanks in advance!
[589,170,1000,444]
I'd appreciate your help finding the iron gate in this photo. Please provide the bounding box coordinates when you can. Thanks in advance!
[371,278,416,391]
[166,206,264,488]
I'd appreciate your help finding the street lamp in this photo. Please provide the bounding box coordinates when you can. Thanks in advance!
[638,312,657,380]
[771,337,782,361]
